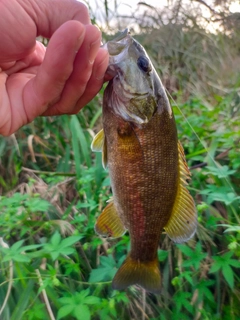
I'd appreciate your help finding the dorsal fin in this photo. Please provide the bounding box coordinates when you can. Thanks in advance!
[164,141,197,243]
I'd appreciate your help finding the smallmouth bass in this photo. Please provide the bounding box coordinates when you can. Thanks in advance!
[91,29,197,294]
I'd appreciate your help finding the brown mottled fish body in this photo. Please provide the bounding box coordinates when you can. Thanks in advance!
[103,84,178,261]
[91,29,197,294]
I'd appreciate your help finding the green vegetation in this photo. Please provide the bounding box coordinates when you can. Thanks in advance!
[0,1,240,319]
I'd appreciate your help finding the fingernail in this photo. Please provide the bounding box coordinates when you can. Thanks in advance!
[89,38,101,64]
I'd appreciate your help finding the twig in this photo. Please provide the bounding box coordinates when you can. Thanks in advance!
[36,269,56,320]
[190,162,207,170]
[189,142,239,170]
[77,244,92,272]
[134,297,149,319]
[22,167,75,177]
[193,0,216,14]
[142,289,146,320]
[0,238,13,317]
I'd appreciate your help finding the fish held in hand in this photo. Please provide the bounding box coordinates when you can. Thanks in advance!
[91,29,197,294]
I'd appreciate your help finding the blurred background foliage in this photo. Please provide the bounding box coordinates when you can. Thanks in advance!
[0,0,240,319]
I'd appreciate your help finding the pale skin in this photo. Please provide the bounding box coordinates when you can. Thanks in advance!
[0,0,109,136]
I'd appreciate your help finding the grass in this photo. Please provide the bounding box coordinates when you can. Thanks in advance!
[0,86,239,320]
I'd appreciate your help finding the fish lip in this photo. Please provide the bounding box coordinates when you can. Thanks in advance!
[110,28,129,42]
[102,30,132,73]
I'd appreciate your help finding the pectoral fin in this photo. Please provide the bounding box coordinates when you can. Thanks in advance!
[91,129,108,169]
[164,141,197,243]
[91,129,104,152]
[95,201,126,238]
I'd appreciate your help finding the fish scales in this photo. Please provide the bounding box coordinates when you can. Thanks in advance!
[103,96,178,260]
[91,29,197,293]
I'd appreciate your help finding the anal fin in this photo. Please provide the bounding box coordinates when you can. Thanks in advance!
[95,201,126,238]
[164,141,197,243]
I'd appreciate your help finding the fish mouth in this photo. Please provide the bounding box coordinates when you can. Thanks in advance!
[103,28,130,56]
[103,29,132,78]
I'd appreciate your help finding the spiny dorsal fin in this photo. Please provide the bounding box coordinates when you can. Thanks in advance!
[95,201,126,238]
[91,129,108,169]
[164,141,197,243]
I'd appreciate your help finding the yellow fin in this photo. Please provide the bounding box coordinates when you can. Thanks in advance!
[91,129,104,152]
[91,129,108,169]
[102,136,108,170]
[95,201,126,238]
[164,141,197,243]
[112,255,161,294]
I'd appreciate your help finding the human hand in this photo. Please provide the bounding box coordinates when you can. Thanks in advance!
[0,0,109,136]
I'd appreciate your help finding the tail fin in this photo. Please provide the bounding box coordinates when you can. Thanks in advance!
[112,255,161,294]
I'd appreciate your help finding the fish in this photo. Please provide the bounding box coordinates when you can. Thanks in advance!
[91,29,197,294]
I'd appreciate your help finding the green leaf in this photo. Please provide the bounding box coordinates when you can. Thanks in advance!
[60,235,82,249]
[228,259,240,268]
[177,244,194,257]
[209,262,221,273]
[57,305,75,320]
[74,304,91,320]
[26,198,50,212]
[224,226,240,233]
[11,240,25,251]
[70,115,91,171]
[50,251,61,261]
[202,286,215,302]
[10,280,35,320]
[179,243,207,269]
[58,297,73,305]
[76,288,90,302]
[200,186,240,205]
[89,256,117,283]
[206,165,236,178]
[158,250,169,261]
[21,244,43,251]
[60,247,75,256]
[196,280,215,302]
[11,254,31,263]
[173,292,192,313]
[222,264,234,289]
[84,296,101,305]
[51,232,61,247]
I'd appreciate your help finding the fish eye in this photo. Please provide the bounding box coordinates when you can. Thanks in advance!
[137,56,152,73]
